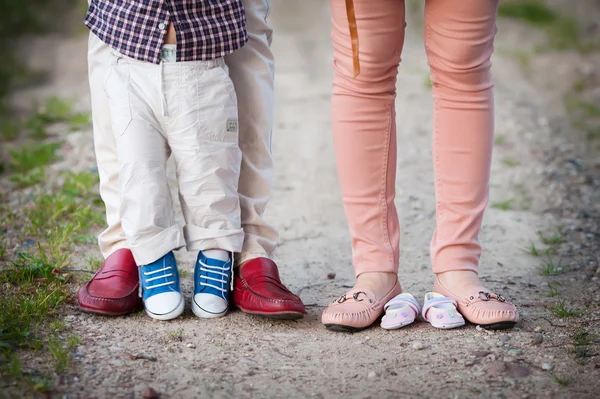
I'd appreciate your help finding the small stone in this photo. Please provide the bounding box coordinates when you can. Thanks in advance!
[464,360,475,366]
[476,325,494,335]
[20,239,36,249]
[508,348,522,355]
[186,343,196,349]
[501,335,511,343]
[533,326,543,333]
[506,378,518,389]
[109,345,123,352]
[412,341,425,350]
[504,356,515,363]
[470,351,491,358]
[541,363,553,371]
[242,384,253,392]
[487,361,531,378]
[367,371,377,379]
[143,387,160,399]
[327,272,336,280]
[73,376,80,382]
[532,334,544,345]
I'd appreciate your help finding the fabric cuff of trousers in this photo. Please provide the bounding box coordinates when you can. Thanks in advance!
[345,0,360,78]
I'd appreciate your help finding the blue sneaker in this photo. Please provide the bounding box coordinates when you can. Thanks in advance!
[138,251,184,320]
[192,252,232,318]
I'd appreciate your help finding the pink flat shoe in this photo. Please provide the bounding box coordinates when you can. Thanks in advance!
[433,276,519,330]
[322,281,401,332]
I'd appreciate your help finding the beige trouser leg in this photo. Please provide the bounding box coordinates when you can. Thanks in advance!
[104,51,244,265]
[88,0,278,264]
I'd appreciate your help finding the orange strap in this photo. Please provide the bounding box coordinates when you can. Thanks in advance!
[345,0,360,78]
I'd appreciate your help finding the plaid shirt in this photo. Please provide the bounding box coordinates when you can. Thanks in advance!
[85,0,247,64]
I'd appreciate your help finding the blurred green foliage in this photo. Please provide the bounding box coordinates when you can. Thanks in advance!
[0,0,74,113]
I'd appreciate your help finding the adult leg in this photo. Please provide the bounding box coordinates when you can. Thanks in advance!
[88,32,128,257]
[322,0,406,331]
[225,0,277,264]
[424,0,518,327]
[226,0,305,318]
[77,33,140,316]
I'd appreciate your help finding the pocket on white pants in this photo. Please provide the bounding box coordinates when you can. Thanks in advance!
[196,66,239,144]
[104,52,132,137]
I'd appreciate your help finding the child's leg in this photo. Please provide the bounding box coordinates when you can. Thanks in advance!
[105,51,185,320]
[105,53,185,264]
[161,61,244,256]
[161,59,244,317]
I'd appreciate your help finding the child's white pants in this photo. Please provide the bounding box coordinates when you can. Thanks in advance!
[104,51,243,265]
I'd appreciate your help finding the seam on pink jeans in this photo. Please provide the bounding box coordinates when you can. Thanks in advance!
[424,7,444,264]
[380,102,394,264]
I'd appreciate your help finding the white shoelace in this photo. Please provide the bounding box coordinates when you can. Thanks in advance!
[198,260,230,293]
[143,266,175,290]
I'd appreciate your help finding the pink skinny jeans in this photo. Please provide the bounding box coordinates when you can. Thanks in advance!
[330,0,500,276]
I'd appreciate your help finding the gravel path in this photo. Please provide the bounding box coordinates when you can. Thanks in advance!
[7,1,599,398]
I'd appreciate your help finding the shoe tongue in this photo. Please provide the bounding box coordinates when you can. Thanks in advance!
[239,258,280,280]
[199,253,230,267]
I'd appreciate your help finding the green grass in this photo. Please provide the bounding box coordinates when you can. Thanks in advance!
[492,199,515,211]
[539,232,564,246]
[1,120,20,141]
[8,142,61,174]
[0,170,103,393]
[498,0,595,52]
[168,329,184,342]
[494,135,505,145]
[571,327,595,360]
[538,258,563,276]
[1,17,99,394]
[423,75,432,89]
[503,158,520,167]
[549,300,582,318]
[0,241,7,260]
[544,281,562,297]
[48,333,81,373]
[87,256,103,272]
[179,269,190,279]
[498,0,557,25]
[522,240,541,256]
[7,140,62,188]
[564,91,600,141]
[10,167,46,188]
[511,50,531,71]
[573,327,592,346]
[553,375,570,387]
[1,97,92,147]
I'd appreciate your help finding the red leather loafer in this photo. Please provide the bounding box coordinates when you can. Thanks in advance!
[78,248,141,316]
[232,258,305,319]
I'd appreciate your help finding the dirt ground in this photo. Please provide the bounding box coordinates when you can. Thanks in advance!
[5,1,600,398]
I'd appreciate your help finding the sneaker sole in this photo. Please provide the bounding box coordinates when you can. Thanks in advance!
[145,298,185,321]
[192,300,227,319]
